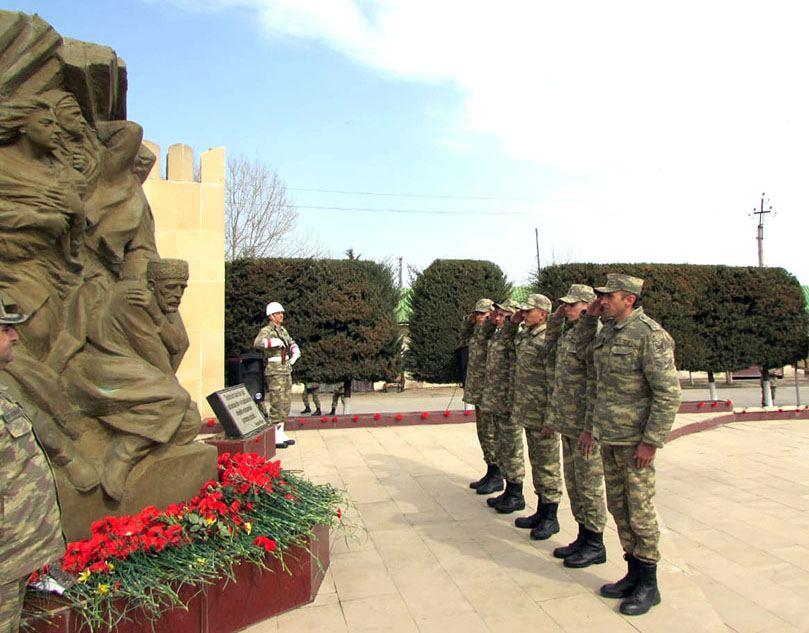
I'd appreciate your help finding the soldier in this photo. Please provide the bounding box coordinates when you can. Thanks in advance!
[0,293,64,633]
[545,284,607,567]
[510,294,564,533]
[462,298,501,494]
[482,299,524,512]
[300,383,322,416]
[584,274,681,615]
[328,383,346,416]
[254,302,301,449]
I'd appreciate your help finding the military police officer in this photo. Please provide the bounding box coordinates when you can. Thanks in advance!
[0,293,64,633]
[462,298,502,494]
[254,302,300,449]
[584,274,681,615]
[545,284,607,567]
[510,294,565,534]
[482,299,524,512]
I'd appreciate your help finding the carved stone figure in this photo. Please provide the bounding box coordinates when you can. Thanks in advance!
[0,10,216,540]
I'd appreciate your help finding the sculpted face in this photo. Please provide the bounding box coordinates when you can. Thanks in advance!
[54,98,85,136]
[23,107,59,151]
[0,324,19,370]
[153,278,187,313]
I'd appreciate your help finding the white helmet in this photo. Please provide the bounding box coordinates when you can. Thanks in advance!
[266,301,285,316]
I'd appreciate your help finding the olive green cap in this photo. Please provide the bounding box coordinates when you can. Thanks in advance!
[595,273,644,296]
[559,284,596,304]
[519,293,552,312]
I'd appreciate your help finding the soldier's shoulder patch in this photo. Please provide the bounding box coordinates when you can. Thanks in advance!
[649,329,672,353]
[639,314,661,331]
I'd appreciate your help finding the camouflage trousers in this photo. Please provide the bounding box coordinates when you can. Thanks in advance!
[602,444,660,563]
[263,370,292,425]
[524,428,562,503]
[492,412,524,483]
[475,405,499,465]
[561,434,606,532]
[0,578,25,633]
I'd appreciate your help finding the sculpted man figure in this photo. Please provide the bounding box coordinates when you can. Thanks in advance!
[585,274,681,615]
[545,284,607,568]
[511,294,564,534]
[461,298,501,494]
[254,302,300,448]
[0,293,64,633]
[66,258,201,500]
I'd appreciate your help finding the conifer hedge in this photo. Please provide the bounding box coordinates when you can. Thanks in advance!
[536,263,808,372]
[406,259,511,382]
[226,258,401,383]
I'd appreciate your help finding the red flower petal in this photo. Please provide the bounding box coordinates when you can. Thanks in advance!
[420,412,430,419]
[206,419,216,428]
[352,415,359,422]
[442,410,451,418]
[373,413,381,420]
[395,413,403,421]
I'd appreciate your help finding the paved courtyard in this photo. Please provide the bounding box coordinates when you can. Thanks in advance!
[246,416,809,633]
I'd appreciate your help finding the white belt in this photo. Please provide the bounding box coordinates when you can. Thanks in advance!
[267,357,283,363]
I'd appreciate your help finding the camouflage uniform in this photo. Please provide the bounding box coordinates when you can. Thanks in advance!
[588,294,681,564]
[546,305,606,534]
[512,318,561,504]
[254,322,297,425]
[481,315,521,483]
[0,379,64,633]
[463,312,497,465]
[301,383,321,412]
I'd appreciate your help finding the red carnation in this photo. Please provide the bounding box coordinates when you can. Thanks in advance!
[726,400,733,406]
[463,410,472,417]
[332,416,338,422]
[253,535,277,553]
[711,402,718,408]
[352,415,359,422]
[373,413,381,420]
[697,402,705,408]
[442,410,450,418]
[321,416,329,423]
[206,419,216,428]
[395,413,403,421]
[336,508,342,519]
[420,412,430,419]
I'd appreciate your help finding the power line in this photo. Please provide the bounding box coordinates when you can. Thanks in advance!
[296,204,528,216]
[288,186,546,202]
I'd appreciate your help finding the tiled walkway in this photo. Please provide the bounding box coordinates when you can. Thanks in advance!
[245,417,809,632]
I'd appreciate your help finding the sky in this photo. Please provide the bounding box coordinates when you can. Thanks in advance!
[7,1,809,286]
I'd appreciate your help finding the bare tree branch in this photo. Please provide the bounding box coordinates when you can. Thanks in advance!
[225,154,325,260]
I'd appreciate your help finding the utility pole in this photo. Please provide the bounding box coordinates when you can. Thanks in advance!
[397,256,403,289]
[752,193,775,406]
[534,227,541,278]
[753,192,772,267]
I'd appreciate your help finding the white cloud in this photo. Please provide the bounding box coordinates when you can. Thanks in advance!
[177,0,809,281]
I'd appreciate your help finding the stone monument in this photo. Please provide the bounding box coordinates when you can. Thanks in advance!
[0,10,217,540]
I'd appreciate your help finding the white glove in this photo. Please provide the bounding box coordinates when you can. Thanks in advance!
[263,337,284,349]
[288,343,301,366]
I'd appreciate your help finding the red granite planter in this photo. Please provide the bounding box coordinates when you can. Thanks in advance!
[204,424,277,459]
[24,524,330,633]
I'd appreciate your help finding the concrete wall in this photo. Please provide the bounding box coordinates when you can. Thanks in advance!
[142,141,225,418]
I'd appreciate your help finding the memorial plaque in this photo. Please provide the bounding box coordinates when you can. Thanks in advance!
[206,385,269,438]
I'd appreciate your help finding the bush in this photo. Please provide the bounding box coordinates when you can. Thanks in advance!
[406,259,511,382]
[536,263,808,372]
[226,258,401,383]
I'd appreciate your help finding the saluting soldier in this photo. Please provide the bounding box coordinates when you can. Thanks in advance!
[254,301,300,449]
[545,284,607,567]
[583,274,681,615]
[482,299,524,512]
[510,294,564,531]
[0,293,64,633]
[461,298,501,493]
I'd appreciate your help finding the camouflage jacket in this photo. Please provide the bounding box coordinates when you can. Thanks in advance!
[481,320,517,413]
[462,319,494,405]
[511,323,549,428]
[546,313,600,437]
[0,379,64,582]
[254,323,295,375]
[586,308,681,448]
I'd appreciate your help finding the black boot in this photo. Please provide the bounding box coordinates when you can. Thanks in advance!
[530,502,559,540]
[514,498,543,528]
[495,481,525,514]
[300,407,311,414]
[329,408,336,416]
[470,463,497,489]
[619,561,661,615]
[563,528,607,568]
[312,409,322,416]
[553,523,585,559]
[477,465,504,495]
[600,554,640,598]
[486,490,507,507]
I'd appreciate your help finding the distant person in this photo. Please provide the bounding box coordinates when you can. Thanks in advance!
[0,293,64,633]
[300,383,322,416]
[254,302,300,448]
[328,383,346,416]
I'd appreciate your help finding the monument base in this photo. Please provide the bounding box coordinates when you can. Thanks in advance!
[56,442,218,541]
[24,524,330,633]
[204,424,276,459]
